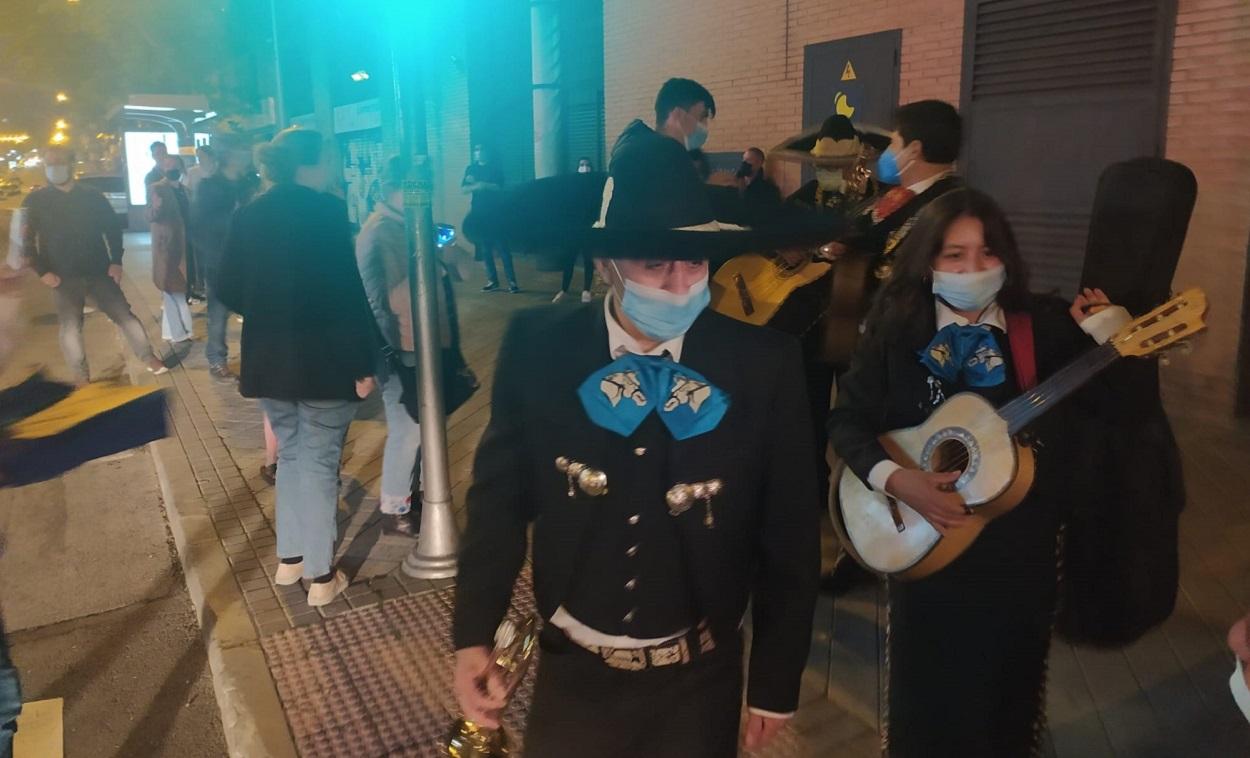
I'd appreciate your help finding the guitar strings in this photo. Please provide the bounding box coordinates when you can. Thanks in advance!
[926,343,1121,477]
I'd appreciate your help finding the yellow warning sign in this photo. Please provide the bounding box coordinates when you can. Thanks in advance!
[841,60,857,81]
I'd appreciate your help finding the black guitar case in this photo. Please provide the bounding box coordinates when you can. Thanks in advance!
[1057,158,1197,647]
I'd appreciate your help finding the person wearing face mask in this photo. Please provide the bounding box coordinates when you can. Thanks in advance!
[830,100,965,281]
[216,127,378,608]
[21,144,168,382]
[655,77,716,151]
[829,188,1135,756]
[736,146,782,220]
[462,144,519,293]
[453,117,837,756]
[148,155,194,345]
[781,115,881,214]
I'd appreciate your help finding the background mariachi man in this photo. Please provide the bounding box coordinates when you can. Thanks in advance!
[453,80,843,756]
[826,99,965,281]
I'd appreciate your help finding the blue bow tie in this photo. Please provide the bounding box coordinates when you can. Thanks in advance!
[918,323,1006,387]
[578,354,730,440]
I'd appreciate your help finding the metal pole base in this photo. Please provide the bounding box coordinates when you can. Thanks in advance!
[402,494,460,579]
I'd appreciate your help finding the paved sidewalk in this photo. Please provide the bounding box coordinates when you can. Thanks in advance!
[113,235,877,757]
[113,231,1250,757]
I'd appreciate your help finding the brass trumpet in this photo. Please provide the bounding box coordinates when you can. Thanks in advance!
[446,616,540,758]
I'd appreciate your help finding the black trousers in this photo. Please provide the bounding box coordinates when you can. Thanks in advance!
[524,632,744,758]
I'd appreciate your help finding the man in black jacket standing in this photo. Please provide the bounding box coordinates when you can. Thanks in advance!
[452,114,824,756]
[23,145,166,382]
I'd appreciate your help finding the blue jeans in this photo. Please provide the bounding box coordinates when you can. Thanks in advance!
[204,266,228,368]
[380,364,421,514]
[160,291,193,343]
[480,240,517,287]
[259,398,358,578]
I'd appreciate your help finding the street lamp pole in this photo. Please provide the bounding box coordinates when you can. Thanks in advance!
[388,8,459,580]
[268,0,287,129]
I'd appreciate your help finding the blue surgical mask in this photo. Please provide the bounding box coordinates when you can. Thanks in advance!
[616,268,710,341]
[876,147,903,184]
[685,121,709,151]
[932,267,1006,312]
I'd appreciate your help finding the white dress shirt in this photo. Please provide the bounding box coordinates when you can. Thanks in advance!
[905,169,954,197]
[865,298,1130,492]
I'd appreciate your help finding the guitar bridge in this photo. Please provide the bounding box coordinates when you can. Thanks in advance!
[732,273,755,316]
[885,496,906,533]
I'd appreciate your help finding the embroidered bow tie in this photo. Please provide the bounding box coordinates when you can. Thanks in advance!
[871,187,917,223]
[578,354,730,440]
[918,324,1006,388]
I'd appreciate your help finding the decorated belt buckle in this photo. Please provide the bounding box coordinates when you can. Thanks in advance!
[602,648,647,671]
[648,640,688,667]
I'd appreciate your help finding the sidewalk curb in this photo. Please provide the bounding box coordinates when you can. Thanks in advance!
[150,434,298,758]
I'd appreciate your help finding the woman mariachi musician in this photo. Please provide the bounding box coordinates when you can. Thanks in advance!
[828,188,1132,756]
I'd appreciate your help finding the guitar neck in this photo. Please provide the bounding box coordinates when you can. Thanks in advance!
[998,342,1120,434]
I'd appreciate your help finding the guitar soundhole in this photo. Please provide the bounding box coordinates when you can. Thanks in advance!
[930,438,970,476]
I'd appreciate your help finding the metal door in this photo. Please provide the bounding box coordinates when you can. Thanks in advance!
[803,30,901,132]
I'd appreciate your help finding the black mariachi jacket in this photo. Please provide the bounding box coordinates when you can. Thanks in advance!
[452,304,822,714]
[845,174,964,261]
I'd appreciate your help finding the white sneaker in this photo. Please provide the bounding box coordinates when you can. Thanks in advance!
[580,290,592,303]
[274,561,304,586]
[307,571,349,607]
[551,291,566,303]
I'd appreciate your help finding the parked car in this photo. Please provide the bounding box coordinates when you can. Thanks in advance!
[76,175,129,229]
[0,176,20,197]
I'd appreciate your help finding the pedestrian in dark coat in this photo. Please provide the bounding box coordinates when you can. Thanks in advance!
[216,127,378,608]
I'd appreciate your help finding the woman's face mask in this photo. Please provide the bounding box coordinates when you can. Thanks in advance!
[931,266,1007,312]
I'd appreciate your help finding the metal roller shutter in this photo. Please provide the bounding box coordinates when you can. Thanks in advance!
[961,0,1175,295]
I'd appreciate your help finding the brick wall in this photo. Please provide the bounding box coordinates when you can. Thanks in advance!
[1160,0,1250,420]
[604,0,1250,418]
[603,0,965,190]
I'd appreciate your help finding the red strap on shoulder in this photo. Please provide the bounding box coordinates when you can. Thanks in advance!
[1005,311,1037,392]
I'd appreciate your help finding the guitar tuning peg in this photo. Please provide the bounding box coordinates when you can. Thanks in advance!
[1176,341,1193,356]
[1159,353,1171,367]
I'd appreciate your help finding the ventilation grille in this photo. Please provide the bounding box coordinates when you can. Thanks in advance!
[971,0,1160,99]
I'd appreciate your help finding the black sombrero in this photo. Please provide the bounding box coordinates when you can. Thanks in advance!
[769,115,891,168]
[464,119,846,260]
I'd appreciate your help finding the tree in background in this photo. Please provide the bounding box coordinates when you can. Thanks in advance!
[0,0,258,137]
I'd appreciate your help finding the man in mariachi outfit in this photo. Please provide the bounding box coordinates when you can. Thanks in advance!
[778,114,888,216]
[831,99,965,280]
[452,114,835,756]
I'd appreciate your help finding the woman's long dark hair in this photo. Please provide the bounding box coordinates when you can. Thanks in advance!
[862,187,1031,345]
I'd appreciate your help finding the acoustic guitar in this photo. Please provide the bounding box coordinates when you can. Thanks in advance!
[830,288,1207,580]
[710,252,831,327]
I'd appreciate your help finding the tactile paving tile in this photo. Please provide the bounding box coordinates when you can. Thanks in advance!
[261,566,806,757]
[262,569,538,757]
